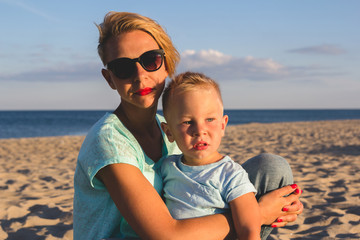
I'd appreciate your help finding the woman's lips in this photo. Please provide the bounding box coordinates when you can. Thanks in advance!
[136,87,153,96]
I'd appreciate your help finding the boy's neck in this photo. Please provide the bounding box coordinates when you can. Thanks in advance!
[181,152,224,166]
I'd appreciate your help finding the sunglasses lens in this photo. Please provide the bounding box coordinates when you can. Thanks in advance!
[141,51,163,71]
[107,50,164,79]
[109,59,135,79]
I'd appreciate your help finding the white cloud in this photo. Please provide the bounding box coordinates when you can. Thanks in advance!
[177,49,346,82]
[181,49,232,68]
[242,56,284,74]
[178,49,288,81]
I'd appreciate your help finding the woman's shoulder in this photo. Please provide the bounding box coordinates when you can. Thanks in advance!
[80,113,139,155]
[94,112,120,133]
[87,113,132,141]
[77,113,143,170]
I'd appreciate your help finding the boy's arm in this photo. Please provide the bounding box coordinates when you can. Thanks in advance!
[229,192,261,240]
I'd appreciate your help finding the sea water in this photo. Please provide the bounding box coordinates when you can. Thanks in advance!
[1,109,359,139]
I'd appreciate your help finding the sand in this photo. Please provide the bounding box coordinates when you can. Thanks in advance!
[0,120,359,239]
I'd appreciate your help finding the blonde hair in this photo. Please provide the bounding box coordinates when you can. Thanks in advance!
[96,11,179,77]
[162,71,223,117]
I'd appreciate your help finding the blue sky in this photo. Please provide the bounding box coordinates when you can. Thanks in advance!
[0,0,359,110]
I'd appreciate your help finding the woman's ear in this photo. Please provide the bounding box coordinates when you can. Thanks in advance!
[161,122,175,142]
[101,68,116,90]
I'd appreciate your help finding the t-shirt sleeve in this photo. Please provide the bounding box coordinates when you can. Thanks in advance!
[78,124,141,190]
[221,161,257,203]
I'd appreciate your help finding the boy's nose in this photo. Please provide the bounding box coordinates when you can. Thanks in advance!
[193,123,207,137]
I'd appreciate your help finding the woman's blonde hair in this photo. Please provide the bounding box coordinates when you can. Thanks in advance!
[97,11,179,77]
[162,71,223,117]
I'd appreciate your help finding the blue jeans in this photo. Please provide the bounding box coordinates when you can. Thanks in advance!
[242,153,294,240]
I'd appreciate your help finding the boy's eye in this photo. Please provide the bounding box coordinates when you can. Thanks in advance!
[182,121,192,125]
[206,118,215,122]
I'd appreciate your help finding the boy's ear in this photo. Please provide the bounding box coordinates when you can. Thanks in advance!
[102,68,116,90]
[221,115,229,136]
[161,122,175,142]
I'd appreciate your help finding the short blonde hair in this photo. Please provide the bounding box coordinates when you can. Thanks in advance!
[162,71,223,117]
[97,11,179,77]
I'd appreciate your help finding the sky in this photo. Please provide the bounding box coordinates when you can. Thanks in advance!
[0,0,359,110]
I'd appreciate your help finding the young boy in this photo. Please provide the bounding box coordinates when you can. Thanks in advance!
[160,71,261,240]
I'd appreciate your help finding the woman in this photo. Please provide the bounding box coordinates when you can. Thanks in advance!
[73,11,303,240]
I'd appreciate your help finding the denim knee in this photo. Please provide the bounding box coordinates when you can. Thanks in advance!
[242,153,293,199]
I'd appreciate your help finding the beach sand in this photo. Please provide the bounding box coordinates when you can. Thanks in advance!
[1,120,359,239]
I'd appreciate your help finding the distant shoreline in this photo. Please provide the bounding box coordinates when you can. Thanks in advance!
[1,109,360,139]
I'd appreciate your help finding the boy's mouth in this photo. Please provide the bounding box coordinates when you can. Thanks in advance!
[193,141,208,150]
[136,88,153,96]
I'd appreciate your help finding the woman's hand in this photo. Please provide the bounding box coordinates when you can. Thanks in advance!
[273,194,304,228]
[258,184,303,227]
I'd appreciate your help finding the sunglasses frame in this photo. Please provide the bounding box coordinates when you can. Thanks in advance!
[105,49,165,79]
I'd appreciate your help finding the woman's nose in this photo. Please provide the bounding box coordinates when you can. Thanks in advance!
[134,62,148,79]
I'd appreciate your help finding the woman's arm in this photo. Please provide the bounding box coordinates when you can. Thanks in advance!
[258,184,303,227]
[97,163,235,240]
[229,192,261,240]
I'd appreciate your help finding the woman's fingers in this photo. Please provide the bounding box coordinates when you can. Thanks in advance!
[258,184,296,225]
[258,183,304,226]
[270,221,288,228]
[271,213,300,228]
[283,199,304,214]
[272,184,302,200]
[282,186,304,214]
[275,213,298,224]
[275,185,304,226]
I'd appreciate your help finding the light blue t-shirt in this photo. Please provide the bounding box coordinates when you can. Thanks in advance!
[161,155,257,219]
[73,113,181,240]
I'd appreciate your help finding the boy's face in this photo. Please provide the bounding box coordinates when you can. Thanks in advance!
[162,86,228,166]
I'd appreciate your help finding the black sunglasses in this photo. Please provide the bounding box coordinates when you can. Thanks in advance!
[105,49,165,79]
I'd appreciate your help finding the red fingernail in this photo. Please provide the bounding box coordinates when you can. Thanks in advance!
[283,207,289,212]
[290,184,298,189]
[271,224,277,228]
[277,219,283,223]
[295,188,301,194]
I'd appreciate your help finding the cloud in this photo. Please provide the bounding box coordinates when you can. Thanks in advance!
[2,49,289,83]
[178,49,288,81]
[287,44,346,55]
[177,49,345,83]
[0,49,345,85]
[181,49,233,68]
[0,62,103,82]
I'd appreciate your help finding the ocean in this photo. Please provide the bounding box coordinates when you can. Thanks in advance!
[1,109,360,139]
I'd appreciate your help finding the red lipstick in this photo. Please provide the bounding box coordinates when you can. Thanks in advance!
[136,87,153,96]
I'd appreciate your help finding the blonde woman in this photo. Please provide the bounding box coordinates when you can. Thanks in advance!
[73,11,303,240]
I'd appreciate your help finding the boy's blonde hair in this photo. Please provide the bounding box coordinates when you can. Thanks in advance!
[162,71,223,117]
[97,11,179,77]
